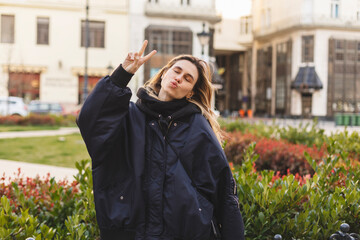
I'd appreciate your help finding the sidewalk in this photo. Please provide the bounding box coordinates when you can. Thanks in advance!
[0,127,80,139]
[237,118,360,135]
[0,159,78,183]
[0,127,81,181]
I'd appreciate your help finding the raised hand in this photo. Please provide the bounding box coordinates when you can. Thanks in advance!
[122,40,157,74]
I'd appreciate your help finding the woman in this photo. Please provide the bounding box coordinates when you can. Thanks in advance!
[78,40,245,240]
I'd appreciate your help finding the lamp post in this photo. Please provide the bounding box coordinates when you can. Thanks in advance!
[82,0,89,103]
[196,22,211,57]
[107,63,114,76]
[197,22,216,110]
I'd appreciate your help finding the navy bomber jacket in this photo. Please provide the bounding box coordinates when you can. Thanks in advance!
[77,65,245,240]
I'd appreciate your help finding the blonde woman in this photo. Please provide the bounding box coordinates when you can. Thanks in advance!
[78,40,244,240]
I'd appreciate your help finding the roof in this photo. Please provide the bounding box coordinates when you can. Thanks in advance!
[291,66,323,90]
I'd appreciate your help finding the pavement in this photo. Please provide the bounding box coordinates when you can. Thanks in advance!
[0,120,359,182]
[0,127,81,182]
[236,118,360,135]
[0,159,78,183]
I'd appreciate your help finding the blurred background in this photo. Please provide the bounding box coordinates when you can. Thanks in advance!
[0,0,359,122]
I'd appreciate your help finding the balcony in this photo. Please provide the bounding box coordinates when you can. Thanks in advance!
[253,15,360,39]
[144,2,221,23]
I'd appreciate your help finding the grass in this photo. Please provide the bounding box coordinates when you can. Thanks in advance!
[0,134,89,168]
[0,125,61,132]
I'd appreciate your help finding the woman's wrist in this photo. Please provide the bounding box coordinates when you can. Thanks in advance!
[110,64,134,88]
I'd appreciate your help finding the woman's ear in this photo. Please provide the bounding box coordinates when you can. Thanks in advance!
[186,91,194,99]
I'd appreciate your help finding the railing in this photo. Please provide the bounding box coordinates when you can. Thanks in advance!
[274,223,360,240]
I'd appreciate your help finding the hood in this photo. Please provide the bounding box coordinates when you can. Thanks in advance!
[135,87,201,122]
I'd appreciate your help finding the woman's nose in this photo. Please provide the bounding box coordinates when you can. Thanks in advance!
[175,75,182,83]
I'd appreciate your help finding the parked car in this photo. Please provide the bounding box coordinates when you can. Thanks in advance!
[0,96,29,116]
[28,101,64,115]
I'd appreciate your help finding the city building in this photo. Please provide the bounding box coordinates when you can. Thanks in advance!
[0,0,221,107]
[0,0,129,106]
[213,16,252,115]
[127,0,221,101]
[250,0,360,118]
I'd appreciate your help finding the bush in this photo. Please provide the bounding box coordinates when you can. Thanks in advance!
[0,160,99,239]
[276,118,326,149]
[224,132,326,176]
[236,143,360,239]
[328,130,360,161]
[220,118,327,149]
[0,114,77,127]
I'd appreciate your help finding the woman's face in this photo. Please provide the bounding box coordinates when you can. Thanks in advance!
[158,60,199,101]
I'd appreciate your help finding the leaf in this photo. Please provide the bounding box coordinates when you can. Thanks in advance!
[0,196,10,214]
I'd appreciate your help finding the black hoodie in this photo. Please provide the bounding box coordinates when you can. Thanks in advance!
[136,87,201,137]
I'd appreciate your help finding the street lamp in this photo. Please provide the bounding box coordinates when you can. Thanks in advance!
[82,0,89,103]
[107,63,114,75]
[197,22,211,56]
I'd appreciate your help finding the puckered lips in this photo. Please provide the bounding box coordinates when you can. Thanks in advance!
[170,80,178,88]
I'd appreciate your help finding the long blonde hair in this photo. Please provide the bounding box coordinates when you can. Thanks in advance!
[144,55,223,144]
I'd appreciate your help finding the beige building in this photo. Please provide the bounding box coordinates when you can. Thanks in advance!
[0,0,221,107]
[128,0,221,101]
[0,0,129,106]
[251,0,360,118]
[214,0,360,118]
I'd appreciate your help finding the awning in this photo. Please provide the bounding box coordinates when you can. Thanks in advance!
[291,66,323,91]
[2,64,47,73]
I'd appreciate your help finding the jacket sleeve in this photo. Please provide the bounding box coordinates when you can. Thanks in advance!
[77,64,133,169]
[216,167,245,240]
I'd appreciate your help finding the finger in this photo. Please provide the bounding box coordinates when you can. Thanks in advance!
[128,52,135,61]
[134,52,139,61]
[142,50,157,63]
[138,40,148,56]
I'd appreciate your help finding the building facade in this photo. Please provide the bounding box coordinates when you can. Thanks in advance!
[250,0,360,118]
[213,15,252,115]
[0,0,220,107]
[127,0,220,101]
[0,0,129,106]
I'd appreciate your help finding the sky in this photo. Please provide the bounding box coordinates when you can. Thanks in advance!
[216,0,252,19]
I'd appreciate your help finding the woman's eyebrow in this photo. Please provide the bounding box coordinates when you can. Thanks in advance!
[174,66,194,81]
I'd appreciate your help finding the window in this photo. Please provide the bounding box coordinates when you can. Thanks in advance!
[328,39,360,115]
[180,0,190,5]
[37,17,49,45]
[331,0,340,18]
[266,8,271,27]
[81,20,105,48]
[276,40,292,115]
[147,28,192,55]
[240,16,252,35]
[302,35,314,63]
[1,15,15,43]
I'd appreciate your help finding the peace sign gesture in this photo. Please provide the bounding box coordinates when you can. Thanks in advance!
[122,40,157,74]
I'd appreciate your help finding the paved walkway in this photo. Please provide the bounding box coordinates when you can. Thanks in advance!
[235,118,360,135]
[0,159,78,183]
[0,127,80,182]
[0,127,80,139]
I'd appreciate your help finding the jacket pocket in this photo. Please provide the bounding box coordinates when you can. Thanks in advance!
[94,178,133,229]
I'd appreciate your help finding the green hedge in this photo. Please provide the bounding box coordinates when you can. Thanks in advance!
[1,147,359,239]
[237,144,360,239]
[0,160,98,240]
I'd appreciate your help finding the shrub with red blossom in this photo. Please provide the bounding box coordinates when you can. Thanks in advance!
[224,132,327,176]
[0,168,79,231]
